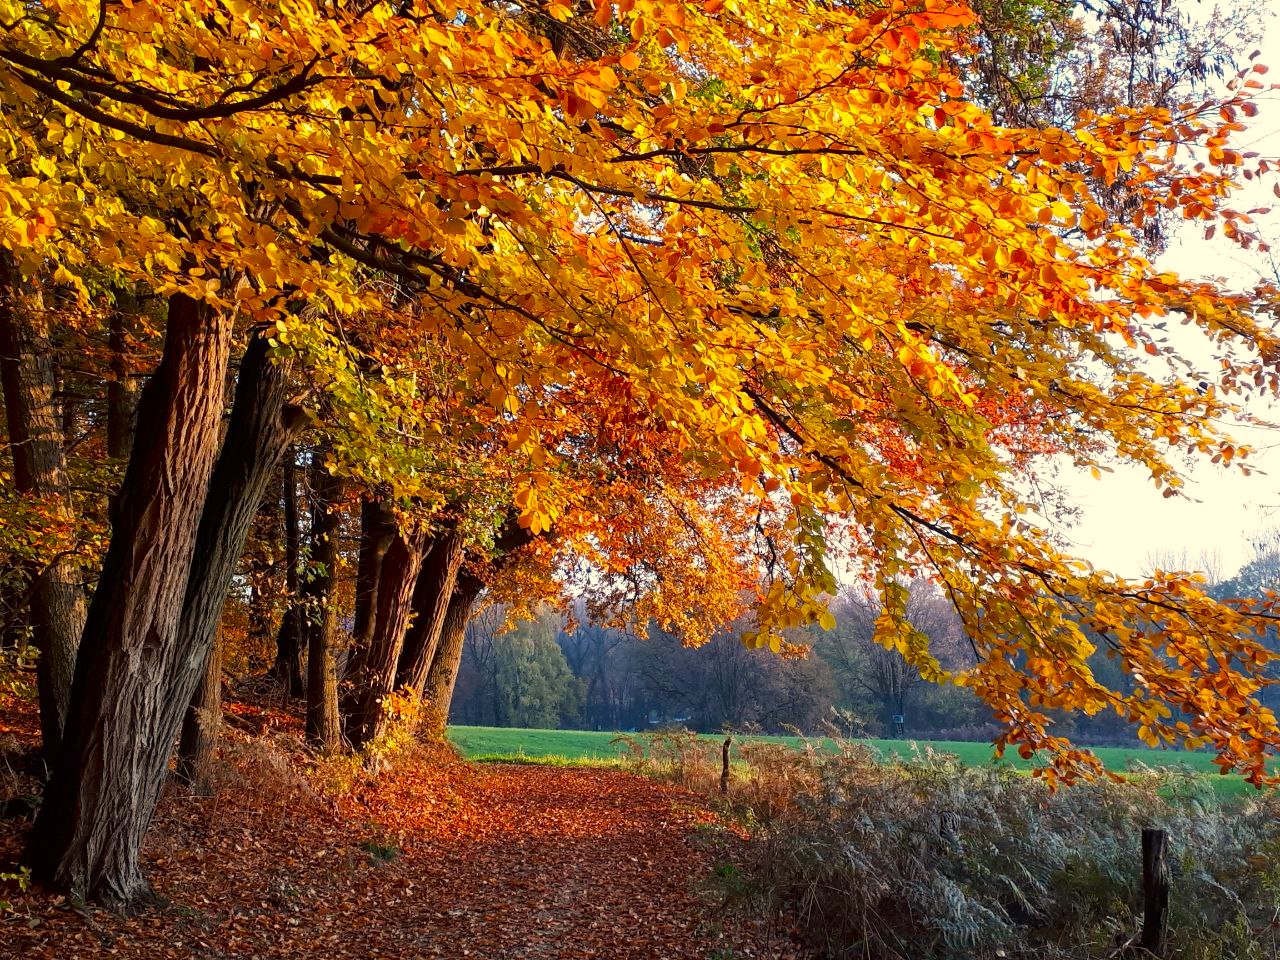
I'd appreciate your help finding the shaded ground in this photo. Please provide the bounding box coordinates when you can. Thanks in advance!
[0,721,808,959]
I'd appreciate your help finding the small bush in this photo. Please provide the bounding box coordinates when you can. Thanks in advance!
[360,839,401,864]
[614,728,733,791]
[308,690,429,796]
[0,865,30,914]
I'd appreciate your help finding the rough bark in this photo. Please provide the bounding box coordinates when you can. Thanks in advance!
[395,524,466,697]
[175,626,222,795]
[0,254,86,757]
[271,452,305,695]
[304,457,345,752]
[173,331,303,781]
[25,312,297,913]
[340,499,428,750]
[418,518,534,738]
[419,572,483,738]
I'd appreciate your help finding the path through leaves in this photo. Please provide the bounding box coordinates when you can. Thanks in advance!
[1,735,808,959]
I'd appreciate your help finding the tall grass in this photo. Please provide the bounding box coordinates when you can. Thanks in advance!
[654,736,1280,959]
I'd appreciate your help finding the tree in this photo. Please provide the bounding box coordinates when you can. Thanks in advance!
[1214,530,1280,602]
[174,626,222,795]
[453,602,508,728]
[304,454,348,751]
[23,294,234,909]
[420,571,485,738]
[340,499,429,749]
[492,611,584,729]
[5,0,1280,908]
[635,622,836,734]
[0,257,85,755]
[271,452,306,696]
[817,583,969,736]
[557,611,640,730]
[420,517,537,736]
[27,318,304,908]
[1210,530,1280,712]
[964,0,1260,128]
[395,523,467,699]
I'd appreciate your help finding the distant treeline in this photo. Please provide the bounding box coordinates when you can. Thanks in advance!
[452,540,1280,743]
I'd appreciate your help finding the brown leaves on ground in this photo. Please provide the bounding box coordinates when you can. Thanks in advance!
[0,726,808,959]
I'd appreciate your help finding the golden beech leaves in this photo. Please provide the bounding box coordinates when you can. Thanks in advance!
[4,0,1280,782]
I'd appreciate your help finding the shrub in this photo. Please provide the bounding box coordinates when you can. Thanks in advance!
[613,728,726,789]
[0,865,30,915]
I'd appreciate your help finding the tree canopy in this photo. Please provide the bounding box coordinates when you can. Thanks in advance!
[3,0,1280,909]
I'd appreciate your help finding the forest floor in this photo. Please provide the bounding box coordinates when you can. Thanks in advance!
[0,696,809,960]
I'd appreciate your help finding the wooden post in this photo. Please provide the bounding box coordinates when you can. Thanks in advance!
[1139,827,1170,956]
[720,736,731,795]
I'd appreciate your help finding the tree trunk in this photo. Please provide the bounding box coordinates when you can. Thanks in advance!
[25,311,299,913]
[395,525,466,697]
[106,300,139,461]
[0,254,86,757]
[175,626,222,795]
[419,518,533,737]
[272,452,305,695]
[305,456,345,752]
[245,495,280,660]
[340,499,428,750]
[173,330,303,783]
[420,572,483,738]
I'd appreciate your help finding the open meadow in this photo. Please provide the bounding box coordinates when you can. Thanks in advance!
[448,725,1270,797]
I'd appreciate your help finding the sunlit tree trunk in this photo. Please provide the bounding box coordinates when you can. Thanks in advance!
[395,525,466,697]
[341,499,428,750]
[0,254,85,757]
[26,293,232,911]
[420,572,483,738]
[419,518,532,736]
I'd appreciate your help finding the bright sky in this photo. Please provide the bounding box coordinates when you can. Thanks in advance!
[1057,6,1280,580]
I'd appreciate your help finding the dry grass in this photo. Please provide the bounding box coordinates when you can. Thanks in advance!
[646,733,1280,960]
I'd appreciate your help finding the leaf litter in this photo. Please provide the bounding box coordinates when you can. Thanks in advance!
[0,697,809,959]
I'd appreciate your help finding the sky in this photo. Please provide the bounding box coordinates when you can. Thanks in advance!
[1055,6,1280,580]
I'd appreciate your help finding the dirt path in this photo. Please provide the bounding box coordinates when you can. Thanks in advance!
[1,750,808,959]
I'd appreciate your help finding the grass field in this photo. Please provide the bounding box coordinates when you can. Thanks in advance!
[447,725,1270,796]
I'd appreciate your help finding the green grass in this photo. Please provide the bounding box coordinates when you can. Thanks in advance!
[466,751,631,769]
[447,725,1269,797]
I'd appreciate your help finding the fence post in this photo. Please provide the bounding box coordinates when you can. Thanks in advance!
[1139,827,1170,956]
[720,736,731,795]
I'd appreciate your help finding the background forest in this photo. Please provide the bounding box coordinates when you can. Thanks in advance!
[449,533,1280,742]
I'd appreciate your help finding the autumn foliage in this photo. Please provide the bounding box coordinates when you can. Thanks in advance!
[0,0,1279,912]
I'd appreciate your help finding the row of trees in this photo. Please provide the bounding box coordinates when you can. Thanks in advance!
[1,0,1279,914]
[457,537,1280,744]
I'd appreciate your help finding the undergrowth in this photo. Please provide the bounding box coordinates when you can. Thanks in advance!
[309,690,432,795]
[637,733,1280,960]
